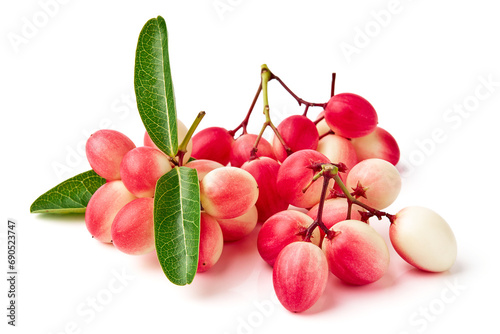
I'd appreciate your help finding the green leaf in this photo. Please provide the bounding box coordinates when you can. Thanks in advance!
[154,167,200,286]
[30,170,106,214]
[134,15,178,157]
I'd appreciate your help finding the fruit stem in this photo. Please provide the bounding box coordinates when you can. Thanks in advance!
[272,73,328,110]
[229,83,262,137]
[303,164,339,241]
[330,72,336,97]
[177,111,205,166]
[249,65,292,160]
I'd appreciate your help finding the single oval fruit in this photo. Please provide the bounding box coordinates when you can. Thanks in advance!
[111,197,155,255]
[200,167,259,219]
[198,212,224,273]
[273,242,329,313]
[86,129,136,180]
[324,93,378,138]
[390,206,457,272]
[322,220,390,285]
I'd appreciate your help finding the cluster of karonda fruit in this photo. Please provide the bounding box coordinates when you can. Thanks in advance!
[84,77,457,313]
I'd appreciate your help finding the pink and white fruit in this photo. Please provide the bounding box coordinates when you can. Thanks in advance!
[257,210,320,266]
[322,220,390,285]
[346,158,401,210]
[200,167,259,219]
[273,242,329,313]
[120,146,172,198]
[316,134,358,173]
[276,149,333,208]
[111,197,154,255]
[86,129,136,180]
[217,205,258,242]
[198,212,224,273]
[191,127,234,166]
[351,126,400,165]
[229,134,275,168]
[241,157,288,222]
[144,119,193,164]
[272,115,319,162]
[390,206,457,272]
[85,181,136,243]
[185,159,224,182]
[324,93,378,138]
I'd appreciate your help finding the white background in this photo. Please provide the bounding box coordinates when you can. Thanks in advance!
[2,0,499,333]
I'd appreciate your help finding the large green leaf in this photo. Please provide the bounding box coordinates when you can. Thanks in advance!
[30,170,106,214]
[134,15,178,157]
[154,167,200,285]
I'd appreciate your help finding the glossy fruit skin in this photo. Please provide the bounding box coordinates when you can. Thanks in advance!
[276,149,333,208]
[316,134,358,173]
[85,181,136,243]
[86,129,136,180]
[143,119,193,164]
[346,158,401,210]
[324,93,378,138]
[351,126,400,165]
[197,212,224,273]
[111,198,154,255]
[120,146,172,198]
[229,134,275,168]
[257,210,320,267]
[273,242,329,313]
[322,220,390,285]
[241,157,288,222]
[191,127,234,166]
[390,206,457,272]
[272,115,319,162]
[185,159,224,182]
[200,167,259,219]
[216,205,258,242]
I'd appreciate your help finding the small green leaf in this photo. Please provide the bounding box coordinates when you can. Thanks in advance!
[154,167,200,286]
[30,170,106,214]
[134,15,178,157]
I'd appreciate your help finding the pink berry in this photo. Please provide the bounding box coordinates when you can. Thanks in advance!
[111,198,155,255]
[241,157,288,222]
[351,126,400,165]
[198,212,224,273]
[230,134,275,168]
[120,146,172,198]
[191,127,234,165]
[85,180,136,243]
[185,159,224,182]
[86,129,136,180]
[316,134,358,173]
[257,210,320,266]
[276,149,333,208]
[200,167,259,219]
[324,93,378,138]
[346,158,401,210]
[216,205,258,242]
[273,242,328,313]
[390,206,457,272]
[322,220,390,285]
[272,115,319,162]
